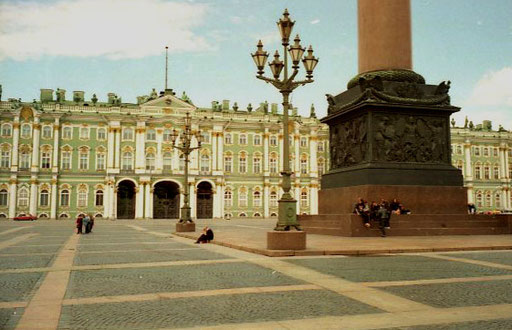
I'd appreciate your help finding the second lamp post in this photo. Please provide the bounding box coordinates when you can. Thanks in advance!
[252,9,318,231]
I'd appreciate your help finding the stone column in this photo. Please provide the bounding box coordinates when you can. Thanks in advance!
[217,132,224,172]
[190,182,197,218]
[112,186,118,219]
[499,144,507,179]
[52,119,60,173]
[294,130,300,177]
[8,178,17,218]
[145,183,152,219]
[263,182,270,218]
[212,186,220,218]
[135,125,145,172]
[358,0,412,73]
[114,128,121,169]
[310,182,319,214]
[464,140,473,180]
[216,182,224,218]
[31,119,41,172]
[309,130,318,177]
[294,183,301,214]
[156,129,163,171]
[212,132,218,171]
[29,177,38,215]
[504,147,510,179]
[148,186,154,219]
[263,129,269,175]
[104,179,111,219]
[107,127,115,169]
[50,176,58,219]
[11,118,20,171]
[135,183,143,219]
[279,131,284,172]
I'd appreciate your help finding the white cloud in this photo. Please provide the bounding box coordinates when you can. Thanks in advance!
[310,19,320,25]
[0,0,212,61]
[467,67,512,107]
[253,31,281,47]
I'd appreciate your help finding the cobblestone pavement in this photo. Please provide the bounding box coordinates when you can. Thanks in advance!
[0,220,511,329]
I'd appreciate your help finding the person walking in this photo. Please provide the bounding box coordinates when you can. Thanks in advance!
[75,215,83,234]
[377,201,391,237]
[83,214,90,234]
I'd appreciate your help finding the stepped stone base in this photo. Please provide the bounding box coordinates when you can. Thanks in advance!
[175,222,196,233]
[267,231,306,250]
[298,214,512,237]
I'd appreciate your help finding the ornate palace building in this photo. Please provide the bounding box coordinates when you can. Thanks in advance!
[451,119,512,212]
[0,87,329,220]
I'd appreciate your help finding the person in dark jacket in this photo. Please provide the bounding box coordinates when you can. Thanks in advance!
[76,215,83,234]
[196,226,214,243]
[377,201,391,237]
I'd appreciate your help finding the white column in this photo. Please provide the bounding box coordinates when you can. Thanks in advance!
[212,185,220,218]
[11,118,20,170]
[114,128,121,169]
[218,132,224,172]
[464,140,473,179]
[31,119,41,172]
[156,129,163,171]
[8,179,17,218]
[216,183,224,218]
[29,178,37,215]
[50,177,57,219]
[107,127,115,169]
[145,183,152,219]
[310,182,319,214]
[294,131,300,177]
[263,183,270,218]
[212,132,218,171]
[263,130,269,175]
[104,179,111,219]
[135,183,143,218]
[295,183,301,214]
[113,186,118,219]
[506,189,511,209]
[499,145,507,179]
[135,125,144,171]
[279,132,284,172]
[310,131,318,177]
[504,148,510,179]
[149,186,154,218]
[52,119,60,173]
[190,182,197,218]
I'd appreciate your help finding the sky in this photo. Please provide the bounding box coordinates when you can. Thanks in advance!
[0,0,511,129]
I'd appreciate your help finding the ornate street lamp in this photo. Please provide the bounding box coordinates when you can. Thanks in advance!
[170,112,203,232]
[251,9,318,232]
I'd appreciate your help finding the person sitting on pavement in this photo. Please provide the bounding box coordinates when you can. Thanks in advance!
[195,226,214,244]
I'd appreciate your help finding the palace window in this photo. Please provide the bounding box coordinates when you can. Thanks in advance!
[1,124,12,136]
[270,156,277,174]
[95,190,104,206]
[239,134,247,145]
[163,152,173,170]
[224,155,232,172]
[79,127,89,139]
[270,191,278,207]
[474,147,480,156]
[224,189,232,207]
[96,154,105,170]
[146,153,155,170]
[1,150,10,168]
[62,127,72,139]
[483,148,489,157]
[20,152,30,170]
[41,151,51,169]
[39,190,49,207]
[493,148,498,157]
[122,127,134,140]
[485,192,491,207]
[270,135,277,146]
[476,192,483,208]
[60,190,70,206]
[253,156,261,174]
[97,128,106,140]
[475,165,481,179]
[253,190,261,207]
[79,152,88,170]
[225,133,232,144]
[163,129,172,142]
[509,165,512,178]
[484,166,490,179]
[301,189,308,208]
[21,124,31,138]
[495,193,501,209]
[239,153,247,173]
[201,132,210,144]
[318,159,325,176]
[78,190,87,207]
[238,188,247,207]
[146,129,156,141]
[300,158,308,174]
[253,135,261,146]
[200,154,210,172]
[0,189,8,206]
[456,145,462,154]
[122,152,133,170]
[61,151,71,170]
[300,137,308,148]
[317,141,324,152]
[42,126,52,139]
[494,166,500,179]
[18,188,29,207]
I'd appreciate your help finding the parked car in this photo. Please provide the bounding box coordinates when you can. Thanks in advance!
[13,214,37,221]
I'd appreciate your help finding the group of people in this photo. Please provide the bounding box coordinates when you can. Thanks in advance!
[76,214,94,234]
[353,198,410,237]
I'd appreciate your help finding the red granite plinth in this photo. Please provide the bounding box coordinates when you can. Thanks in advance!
[175,222,196,233]
[267,231,306,250]
[319,185,468,215]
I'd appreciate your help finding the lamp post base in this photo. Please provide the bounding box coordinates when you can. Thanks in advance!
[176,222,195,232]
[274,198,302,231]
[267,231,306,250]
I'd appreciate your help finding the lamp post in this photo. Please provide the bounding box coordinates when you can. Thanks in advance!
[170,112,202,232]
[252,9,318,232]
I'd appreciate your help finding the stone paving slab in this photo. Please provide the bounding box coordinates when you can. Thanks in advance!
[0,272,46,302]
[381,279,512,308]
[76,241,188,252]
[441,251,512,266]
[387,317,512,330]
[59,290,383,329]
[65,262,303,299]
[0,307,24,330]
[0,254,56,269]
[284,255,512,282]
[0,245,62,255]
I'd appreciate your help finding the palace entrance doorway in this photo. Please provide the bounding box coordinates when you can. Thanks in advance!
[197,181,213,219]
[117,180,136,219]
[153,181,180,219]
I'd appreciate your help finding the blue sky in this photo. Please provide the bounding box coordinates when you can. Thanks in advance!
[1,0,511,129]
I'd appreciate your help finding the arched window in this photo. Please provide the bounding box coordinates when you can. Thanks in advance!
[62,126,72,139]
[97,128,106,140]
[146,153,155,170]
[239,213,247,217]
[18,188,29,207]
[60,190,70,206]
[163,129,172,142]
[270,212,277,217]
[42,126,52,138]
[79,127,89,139]
[495,192,501,209]
[0,149,10,168]
[0,189,8,206]
[201,132,210,144]
[300,158,308,174]
[1,124,12,136]
[78,189,88,207]
[270,135,277,146]
[253,212,261,217]
[493,165,500,179]
[59,213,69,218]
[456,145,462,154]
[200,154,210,172]
[41,151,51,169]
[253,155,261,174]
[253,135,261,146]
[61,151,71,170]
[476,192,483,208]
[483,147,489,156]
[253,190,261,207]
[21,124,31,138]
[40,189,49,207]
[224,154,233,172]
[239,134,247,145]
[225,133,232,144]
[239,152,247,173]
[238,188,248,207]
[163,152,173,170]
[300,137,308,147]
[485,192,491,207]
[146,129,156,141]
[475,165,481,179]
[317,141,324,152]
[95,190,104,206]
[122,152,133,170]
[318,159,325,176]
[301,189,308,208]
[96,153,105,170]
[270,155,278,174]
[122,127,134,140]
[270,190,278,207]
[484,166,490,179]
[224,189,232,207]
[79,151,88,170]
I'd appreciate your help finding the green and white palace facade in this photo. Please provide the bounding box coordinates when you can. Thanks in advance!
[0,88,329,220]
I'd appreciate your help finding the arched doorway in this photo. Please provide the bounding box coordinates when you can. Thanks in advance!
[153,181,180,219]
[197,181,213,219]
[117,180,136,219]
